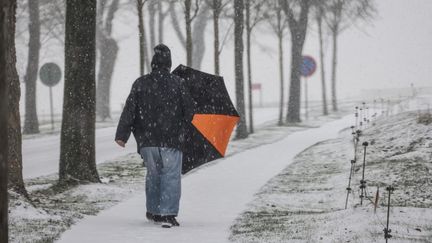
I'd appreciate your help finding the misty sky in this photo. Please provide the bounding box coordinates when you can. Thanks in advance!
[17,0,432,117]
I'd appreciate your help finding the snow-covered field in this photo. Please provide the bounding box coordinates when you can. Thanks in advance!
[230,110,432,242]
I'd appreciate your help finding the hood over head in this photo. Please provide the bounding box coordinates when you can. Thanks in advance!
[151,44,172,72]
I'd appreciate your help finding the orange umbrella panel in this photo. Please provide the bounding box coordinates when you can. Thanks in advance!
[192,114,240,156]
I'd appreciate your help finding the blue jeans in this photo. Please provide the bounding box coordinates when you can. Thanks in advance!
[140,147,182,216]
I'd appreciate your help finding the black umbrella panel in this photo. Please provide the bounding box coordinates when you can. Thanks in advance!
[172,65,240,174]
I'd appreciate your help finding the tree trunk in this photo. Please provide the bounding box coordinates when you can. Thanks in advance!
[245,0,253,133]
[96,0,119,121]
[137,1,146,75]
[212,0,220,75]
[7,0,26,196]
[234,0,248,139]
[286,38,303,123]
[23,0,40,134]
[331,29,338,111]
[317,16,328,115]
[277,31,284,126]
[185,0,193,67]
[192,6,209,69]
[149,0,156,49]
[0,1,13,240]
[282,0,310,123]
[60,0,99,184]
[169,2,186,48]
[96,37,118,121]
[157,1,164,43]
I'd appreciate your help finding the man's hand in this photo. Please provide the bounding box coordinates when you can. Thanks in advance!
[116,140,126,148]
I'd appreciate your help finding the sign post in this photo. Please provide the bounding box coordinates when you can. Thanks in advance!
[300,56,317,120]
[39,63,62,130]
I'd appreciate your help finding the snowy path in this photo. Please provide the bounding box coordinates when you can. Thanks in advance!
[58,115,353,243]
[22,107,279,180]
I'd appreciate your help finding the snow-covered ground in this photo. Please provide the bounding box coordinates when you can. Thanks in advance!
[13,98,429,242]
[57,114,353,243]
[230,110,432,243]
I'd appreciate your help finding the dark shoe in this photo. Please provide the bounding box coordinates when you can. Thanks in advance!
[146,212,154,221]
[168,216,180,227]
[160,215,180,228]
[152,214,163,224]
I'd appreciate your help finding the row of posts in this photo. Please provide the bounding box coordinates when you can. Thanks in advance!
[344,101,394,242]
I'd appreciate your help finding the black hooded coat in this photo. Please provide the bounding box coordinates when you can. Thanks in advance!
[115,44,195,152]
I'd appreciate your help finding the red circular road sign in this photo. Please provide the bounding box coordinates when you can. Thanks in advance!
[301,55,317,78]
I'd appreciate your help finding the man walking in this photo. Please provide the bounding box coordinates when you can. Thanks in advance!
[115,44,194,228]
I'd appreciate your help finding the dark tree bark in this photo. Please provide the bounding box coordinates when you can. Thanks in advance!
[276,8,285,126]
[316,8,328,115]
[185,0,193,67]
[330,27,338,111]
[183,0,201,67]
[281,0,311,123]
[0,1,13,240]
[137,0,149,75]
[245,0,253,133]
[60,0,100,184]
[7,0,26,196]
[245,0,263,133]
[212,0,221,75]
[266,0,287,126]
[234,0,248,139]
[96,0,120,121]
[23,0,40,134]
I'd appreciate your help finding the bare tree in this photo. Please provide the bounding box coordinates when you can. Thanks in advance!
[0,0,15,240]
[210,0,222,75]
[192,4,210,69]
[136,0,150,75]
[8,0,27,196]
[325,0,375,111]
[59,0,100,184]
[39,0,66,45]
[148,0,157,48]
[96,0,120,121]
[23,0,41,134]
[168,0,209,68]
[168,1,186,48]
[265,0,288,125]
[234,0,248,139]
[245,0,264,133]
[314,2,328,115]
[184,0,201,67]
[280,0,312,123]
[208,0,229,75]
[157,1,169,43]
[148,0,169,48]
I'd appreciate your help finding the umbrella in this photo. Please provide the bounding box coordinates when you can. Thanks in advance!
[172,65,240,174]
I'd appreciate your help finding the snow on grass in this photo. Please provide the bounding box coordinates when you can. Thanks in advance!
[8,153,146,243]
[230,111,432,242]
